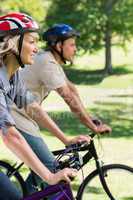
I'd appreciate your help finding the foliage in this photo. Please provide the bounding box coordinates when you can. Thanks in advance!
[111,0,133,41]
[0,0,48,22]
[44,0,133,52]
[1,0,133,52]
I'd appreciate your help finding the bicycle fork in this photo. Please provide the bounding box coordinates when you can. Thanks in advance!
[96,159,115,200]
[90,141,115,200]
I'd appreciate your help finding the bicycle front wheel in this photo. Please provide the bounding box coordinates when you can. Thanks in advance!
[77,164,133,200]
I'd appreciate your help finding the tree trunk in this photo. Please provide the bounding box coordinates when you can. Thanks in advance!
[103,0,118,74]
[104,22,112,74]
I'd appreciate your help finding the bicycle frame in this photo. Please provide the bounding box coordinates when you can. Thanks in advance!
[54,136,116,200]
[4,133,117,200]
[22,182,74,200]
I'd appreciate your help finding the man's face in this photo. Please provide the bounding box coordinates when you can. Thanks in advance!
[61,38,77,62]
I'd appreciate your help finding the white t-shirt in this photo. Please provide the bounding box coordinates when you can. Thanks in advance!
[11,51,66,137]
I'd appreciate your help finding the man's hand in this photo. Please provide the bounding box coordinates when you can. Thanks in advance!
[91,117,112,134]
[95,124,112,134]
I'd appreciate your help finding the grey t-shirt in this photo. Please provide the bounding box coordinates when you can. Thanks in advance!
[11,51,67,136]
[0,66,36,135]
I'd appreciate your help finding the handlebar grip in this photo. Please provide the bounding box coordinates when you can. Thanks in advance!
[92,118,111,134]
[100,130,110,134]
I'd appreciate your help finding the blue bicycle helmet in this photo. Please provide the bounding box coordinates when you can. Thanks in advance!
[42,24,80,46]
[42,24,79,63]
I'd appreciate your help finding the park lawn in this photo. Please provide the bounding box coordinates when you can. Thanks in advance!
[1,101,132,175]
[99,73,133,88]
[75,43,133,71]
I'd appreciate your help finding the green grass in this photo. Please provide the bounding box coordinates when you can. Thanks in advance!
[75,43,133,70]
[99,74,133,88]
[65,43,133,88]
[64,64,133,88]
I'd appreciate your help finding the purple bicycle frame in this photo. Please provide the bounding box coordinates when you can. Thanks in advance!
[22,182,74,200]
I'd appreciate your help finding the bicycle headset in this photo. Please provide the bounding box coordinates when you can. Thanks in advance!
[42,24,80,63]
[0,12,39,68]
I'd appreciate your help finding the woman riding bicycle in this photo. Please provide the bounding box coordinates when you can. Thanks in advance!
[0,12,81,200]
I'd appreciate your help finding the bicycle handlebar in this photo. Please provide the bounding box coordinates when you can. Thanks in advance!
[54,118,110,171]
[54,139,96,172]
[53,133,96,156]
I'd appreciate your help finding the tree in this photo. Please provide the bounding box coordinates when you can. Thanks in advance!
[44,0,133,74]
[0,0,47,22]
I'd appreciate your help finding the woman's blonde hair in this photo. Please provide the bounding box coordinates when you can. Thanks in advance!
[0,35,20,67]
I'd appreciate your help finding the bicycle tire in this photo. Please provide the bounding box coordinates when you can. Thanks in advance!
[0,160,27,197]
[77,164,133,200]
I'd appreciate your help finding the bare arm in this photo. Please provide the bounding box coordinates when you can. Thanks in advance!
[25,102,91,145]
[67,80,85,104]
[0,127,77,184]
[56,80,111,133]
[26,102,69,144]
[1,127,53,183]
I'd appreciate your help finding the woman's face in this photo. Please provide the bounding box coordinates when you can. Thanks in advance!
[20,32,39,65]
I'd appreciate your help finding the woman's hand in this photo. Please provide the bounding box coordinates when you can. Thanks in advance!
[65,135,92,146]
[47,168,77,185]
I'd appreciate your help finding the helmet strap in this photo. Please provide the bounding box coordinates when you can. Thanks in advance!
[51,41,66,64]
[60,41,66,64]
[15,32,25,68]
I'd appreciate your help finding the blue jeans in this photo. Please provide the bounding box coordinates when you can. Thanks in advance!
[0,172,22,200]
[19,130,56,195]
